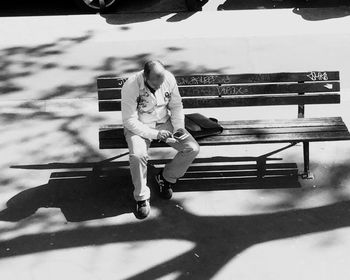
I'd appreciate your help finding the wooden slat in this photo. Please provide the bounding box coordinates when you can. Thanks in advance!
[100,124,123,130]
[99,117,345,131]
[99,100,121,111]
[99,129,350,149]
[99,117,348,139]
[97,77,127,89]
[150,156,283,165]
[99,117,344,130]
[99,127,124,139]
[98,82,340,100]
[99,139,128,149]
[99,124,347,140]
[195,131,350,145]
[103,126,348,142]
[175,72,339,85]
[176,175,301,191]
[178,82,339,97]
[183,168,297,178]
[97,71,339,88]
[98,93,340,112]
[219,125,348,136]
[187,163,298,172]
[98,88,121,100]
[181,94,340,108]
[220,117,345,128]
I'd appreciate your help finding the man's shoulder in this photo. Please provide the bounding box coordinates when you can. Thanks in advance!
[123,71,143,87]
[164,70,177,84]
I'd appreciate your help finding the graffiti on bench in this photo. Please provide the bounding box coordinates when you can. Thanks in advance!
[307,72,328,81]
[181,86,249,97]
[217,86,248,96]
[176,75,232,86]
[116,78,128,87]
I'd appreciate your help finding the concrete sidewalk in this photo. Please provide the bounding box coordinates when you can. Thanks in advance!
[1,5,350,280]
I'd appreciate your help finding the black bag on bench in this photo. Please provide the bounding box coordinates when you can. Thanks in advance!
[185,113,223,139]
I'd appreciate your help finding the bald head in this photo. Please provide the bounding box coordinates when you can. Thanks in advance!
[144,60,165,78]
[144,60,166,91]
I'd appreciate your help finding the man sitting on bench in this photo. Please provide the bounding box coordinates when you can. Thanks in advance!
[121,60,200,219]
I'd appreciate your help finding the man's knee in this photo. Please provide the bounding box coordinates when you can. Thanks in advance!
[192,142,200,156]
[183,141,200,156]
[130,151,149,165]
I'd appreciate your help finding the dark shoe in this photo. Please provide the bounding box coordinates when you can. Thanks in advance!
[155,171,174,200]
[136,199,150,219]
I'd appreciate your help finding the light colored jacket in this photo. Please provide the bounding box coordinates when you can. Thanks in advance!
[121,70,184,140]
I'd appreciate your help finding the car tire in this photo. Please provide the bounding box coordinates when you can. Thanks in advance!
[74,0,118,13]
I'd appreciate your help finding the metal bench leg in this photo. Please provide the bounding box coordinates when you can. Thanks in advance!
[257,157,267,179]
[301,141,314,179]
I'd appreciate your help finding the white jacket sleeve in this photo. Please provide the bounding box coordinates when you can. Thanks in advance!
[168,74,185,132]
[121,78,159,140]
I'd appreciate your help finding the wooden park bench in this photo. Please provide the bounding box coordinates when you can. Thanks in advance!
[97,71,350,186]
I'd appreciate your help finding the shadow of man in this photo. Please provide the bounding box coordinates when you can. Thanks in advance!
[1,165,135,222]
[2,157,301,222]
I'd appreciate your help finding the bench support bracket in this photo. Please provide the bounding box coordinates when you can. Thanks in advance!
[257,142,298,179]
[92,152,129,173]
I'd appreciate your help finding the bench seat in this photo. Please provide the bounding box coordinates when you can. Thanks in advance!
[97,71,350,179]
[99,116,350,149]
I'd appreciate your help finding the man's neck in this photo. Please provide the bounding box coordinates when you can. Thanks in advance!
[144,80,156,94]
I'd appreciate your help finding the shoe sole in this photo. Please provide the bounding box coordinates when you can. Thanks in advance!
[136,204,150,219]
[155,174,173,199]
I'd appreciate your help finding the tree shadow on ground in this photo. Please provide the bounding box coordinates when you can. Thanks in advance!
[101,11,196,25]
[0,33,225,104]
[0,32,229,199]
[0,160,349,279]
[0,30,94,99]
[4,155,300,222]
[0,0,83,17]
[293,6,350,20]
[1,0,203,17]
[101,0,199,25]
[1,26,350,278]
[217,0,350,10]
[218,0,350,20]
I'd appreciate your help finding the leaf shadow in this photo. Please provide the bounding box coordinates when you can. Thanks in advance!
[1,159,350,279]
[293,6,350,20]
[217,0,350,10]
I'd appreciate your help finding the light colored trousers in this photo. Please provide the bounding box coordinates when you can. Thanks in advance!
[124,120,200,201]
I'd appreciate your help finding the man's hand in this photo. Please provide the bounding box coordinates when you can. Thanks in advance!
[157,130,173,141]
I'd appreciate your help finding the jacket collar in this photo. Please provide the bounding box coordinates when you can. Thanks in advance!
[137,71,146,91]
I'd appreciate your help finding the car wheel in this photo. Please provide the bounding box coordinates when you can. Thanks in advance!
[74,0,118,13]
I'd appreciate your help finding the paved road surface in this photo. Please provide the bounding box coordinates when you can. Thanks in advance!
[1,4,350,280]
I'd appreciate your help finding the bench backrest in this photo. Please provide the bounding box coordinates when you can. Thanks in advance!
[97,71,340,113]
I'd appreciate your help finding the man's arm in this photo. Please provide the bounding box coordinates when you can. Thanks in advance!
[167,73,185,132]
[121,79,159,140]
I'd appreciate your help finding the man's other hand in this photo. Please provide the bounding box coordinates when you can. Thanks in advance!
[157,130,173,141]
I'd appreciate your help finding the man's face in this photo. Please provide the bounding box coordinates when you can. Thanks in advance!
[146,71,165,91]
